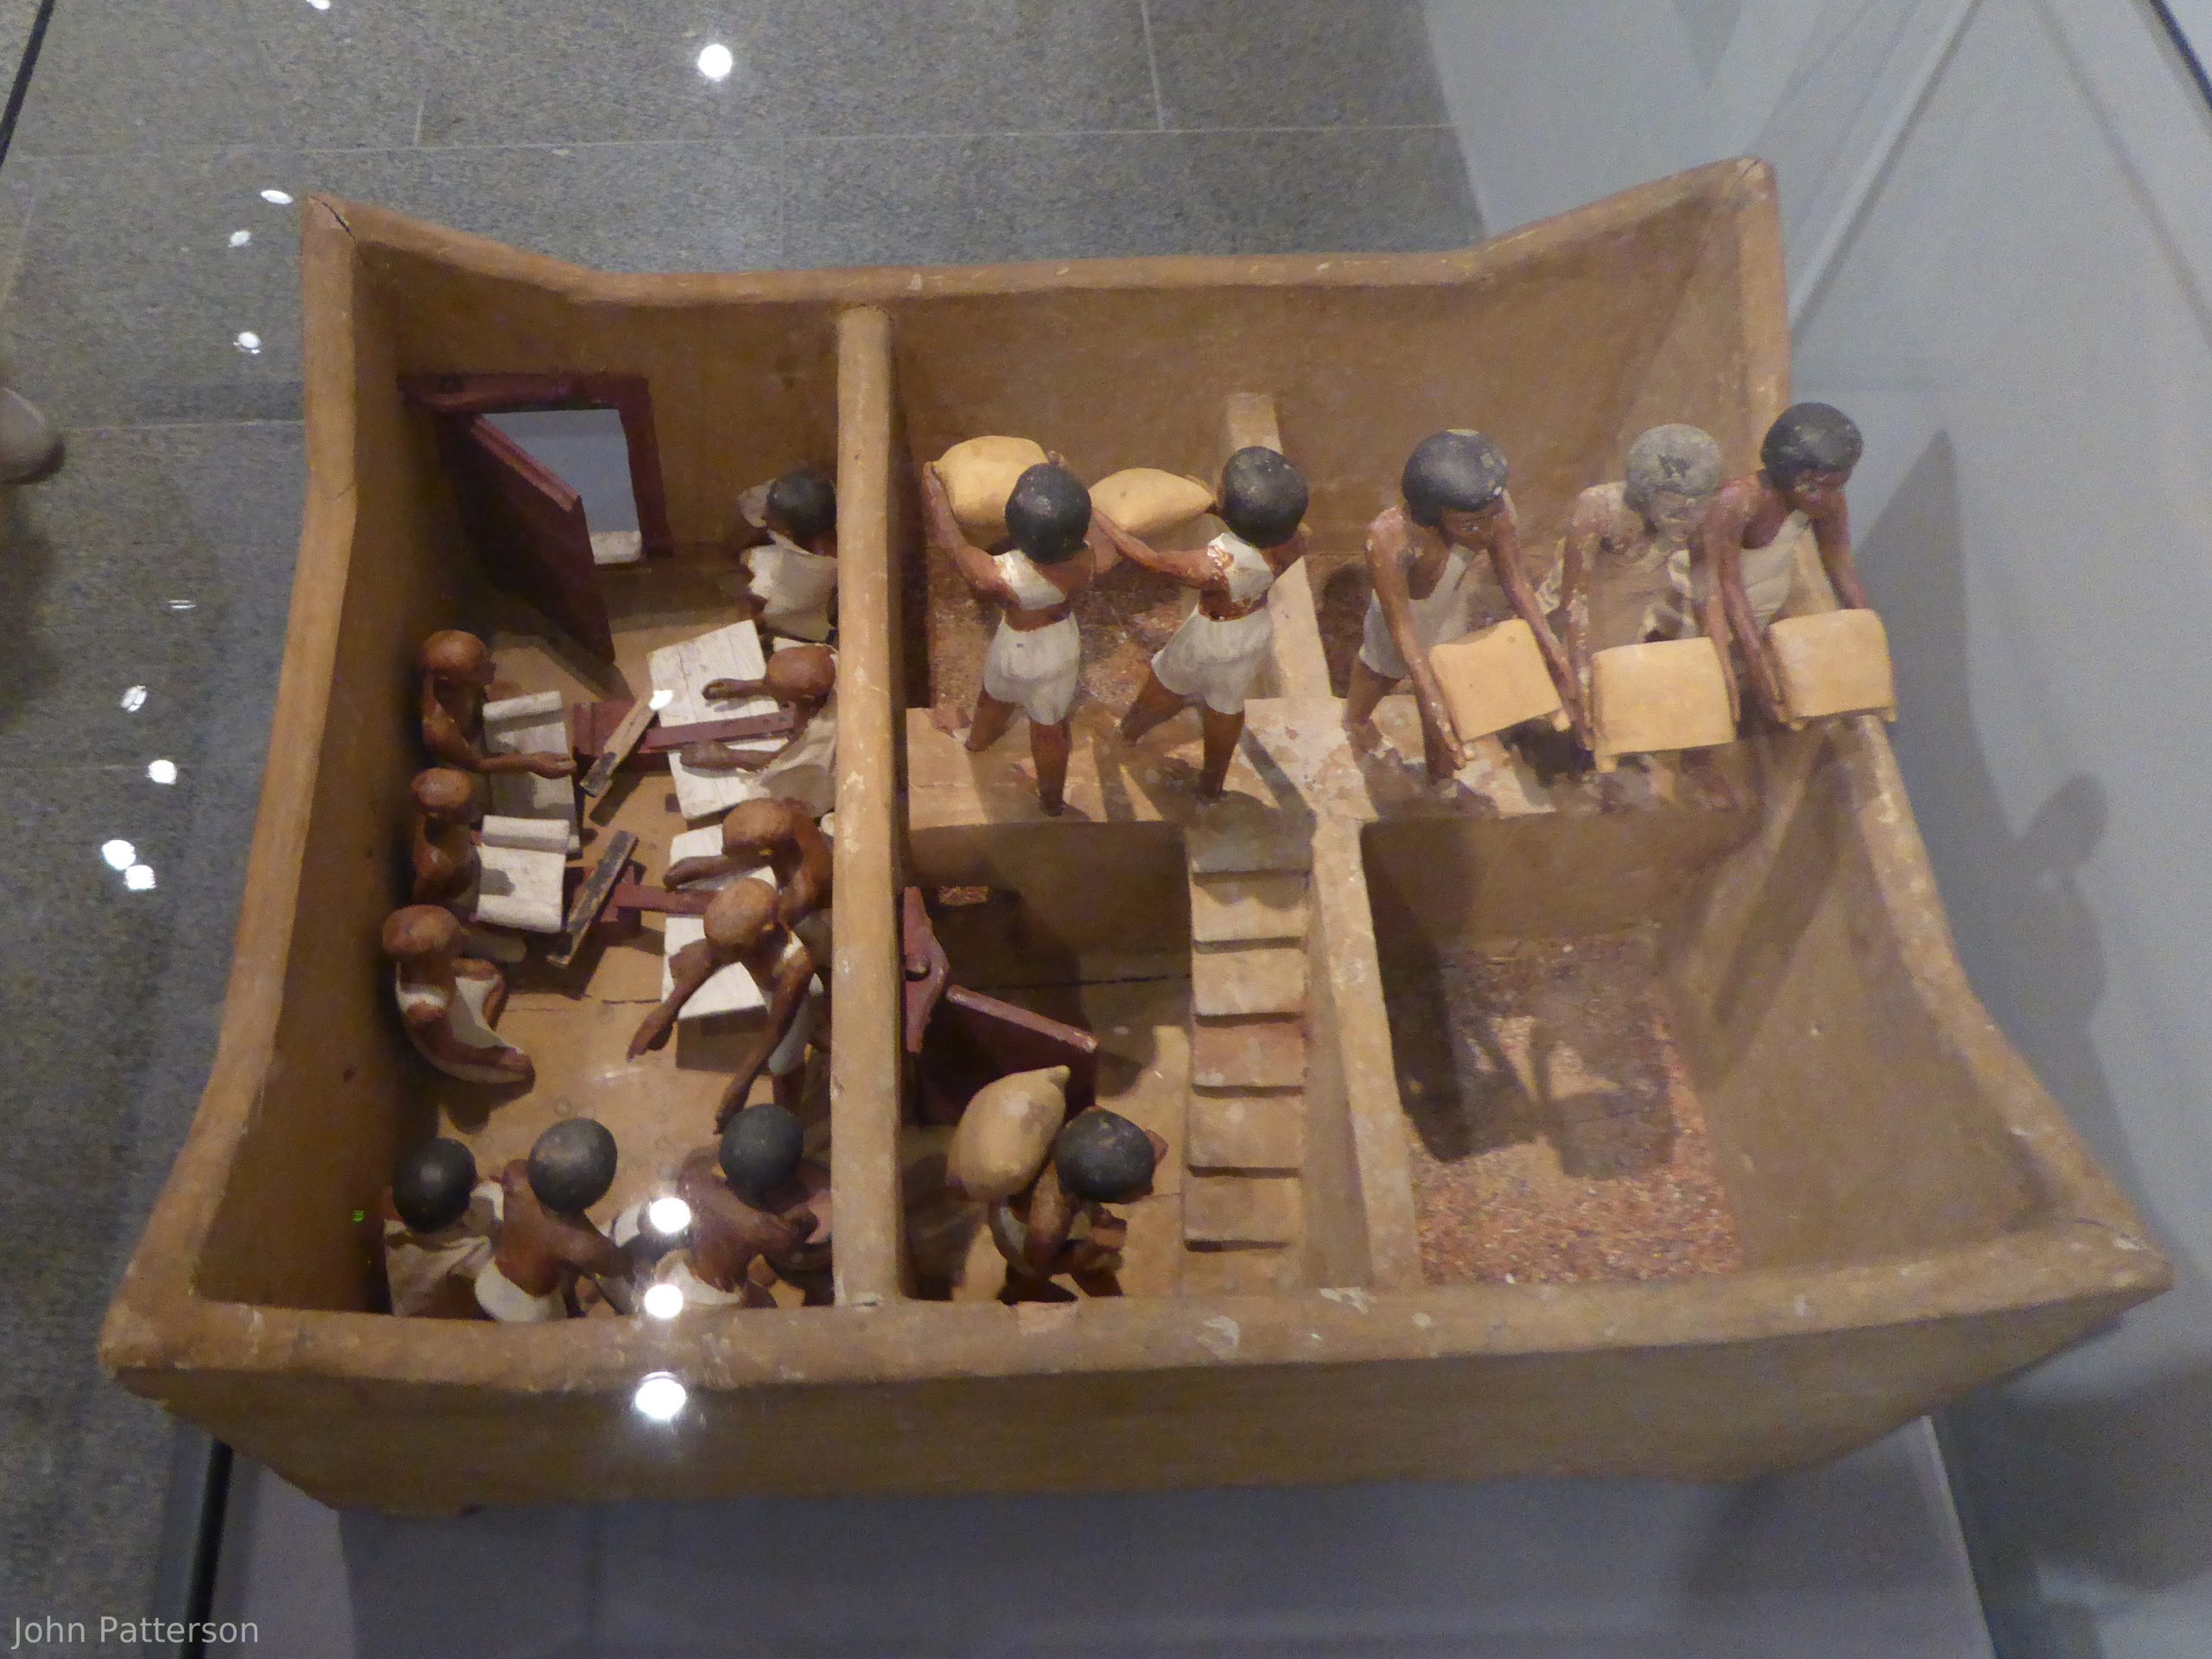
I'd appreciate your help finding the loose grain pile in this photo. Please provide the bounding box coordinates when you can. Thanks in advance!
[1387,930,1745,1285]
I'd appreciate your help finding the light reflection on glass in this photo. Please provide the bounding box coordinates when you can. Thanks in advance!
[632,1372,688,1421]
[229,229,252,247]
[645,1195,692,1236]
[697,41,734,81]
[120,684,148,712]
[101,839,137,871]
[641,1282,684,1320]
[124,864,157,892]
[148,760,179,785]
[163,598,197,613]
[234,330,264,355]
[260,188,294,206]
[306,0,332,9]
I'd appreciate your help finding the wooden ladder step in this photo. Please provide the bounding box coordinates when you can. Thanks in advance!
[1192,944,1307,1019]
[1186,1094,1304,1173]
[1189,1018,1306,1090]
[1186,804,1313,876]
[1181,1245,1301,1296]
[1183,1173,1302,1247]
[1189,870,1309,945]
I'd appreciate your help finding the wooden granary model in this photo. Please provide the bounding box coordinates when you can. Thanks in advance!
[100,160,2164,1511]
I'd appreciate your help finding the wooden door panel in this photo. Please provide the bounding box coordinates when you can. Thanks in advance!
[403,372,674,557]
[442,414,615,658]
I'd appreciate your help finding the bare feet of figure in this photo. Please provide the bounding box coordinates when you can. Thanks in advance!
[929,702,969,737]
[1007,761,1075,817]
[1344,716,1382,757]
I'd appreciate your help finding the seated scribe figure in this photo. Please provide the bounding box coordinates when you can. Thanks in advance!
[1561,423,1725,693]
[989,1109,1165,1304]
[407,766,481,912]
[475,1119,632,1321]
[1114,447,1313,799]
[626,880,823,1125]
[382,905,533,1086]
[418,630,575,779]
[379,1137,499,1319]
[665,797,834,969]
[922,460,1106,816]
[1695,402,1869,721]
[655,1103,833,1309]
[1344,430,1578,778]
[731,467,839,642]
[682,645,839,818]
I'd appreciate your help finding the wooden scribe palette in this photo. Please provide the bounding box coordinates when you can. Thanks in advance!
[100,159,2165,1514]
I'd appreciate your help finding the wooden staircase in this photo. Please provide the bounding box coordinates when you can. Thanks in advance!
[1180,814,1312,1293]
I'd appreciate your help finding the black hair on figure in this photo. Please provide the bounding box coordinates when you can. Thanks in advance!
[528,1117,618,1213]
[1217,447,1309,548]
[1003,463,1093,564]
[1401,429,1509,528]
[1759,403,1863,482]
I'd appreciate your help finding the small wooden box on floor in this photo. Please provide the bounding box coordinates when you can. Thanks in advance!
[1770,608,1897,723]
[1588,637,1738,770]
[99,158,2164,1515]
[1429,619,1567,743]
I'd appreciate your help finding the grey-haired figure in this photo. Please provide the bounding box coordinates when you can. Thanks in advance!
[1113,446,1313,799]
[1345,430,1580,780]
[922,456,1118,814]
[1561,423,1726,700]
[1694,402,1870,721]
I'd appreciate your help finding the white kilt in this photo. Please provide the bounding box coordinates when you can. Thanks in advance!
[766,972,827,1078]
[982,614,1080,725]
[1152,607,1273,715]
[474,1259,565,1323]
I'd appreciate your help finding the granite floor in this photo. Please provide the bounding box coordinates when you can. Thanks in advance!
[0,0,1476,1627]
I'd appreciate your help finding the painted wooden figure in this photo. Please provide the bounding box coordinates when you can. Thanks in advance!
[1114,447,1313,799]
[665,796,834,970]
[381,904,533,1085]
[1344,430,1579,778]
[729,467,840,643]
[1561,423,1726,693]
[922,460,1104,815]
[988,1108,1166,1303]
[626,879,823,1128]
[406,766,481,911]
[378,1137,499,1319]
[475,1119,632,1322]
[654,1104,833,1309]
[1695,402,1869,721]
[680,644,839,819]
[417,629,577,779]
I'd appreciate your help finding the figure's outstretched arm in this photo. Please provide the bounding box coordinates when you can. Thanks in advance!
[664,852,741,888]
[922,465,1015,602]
[1490,518,1585,738]
[628,939,723,1059]
[715,942,818,1128]
[1560,494,1604,700]
[1088,505,1224,590]
[1810,497,1872,611]
[1366,517,1455,749]
[1700,486,1787,721]
[702,676,771,702]
[475,748,577,780]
